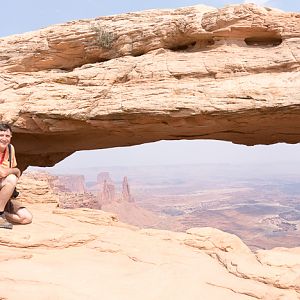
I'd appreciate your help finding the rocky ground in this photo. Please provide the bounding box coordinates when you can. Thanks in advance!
[0,202,299,300]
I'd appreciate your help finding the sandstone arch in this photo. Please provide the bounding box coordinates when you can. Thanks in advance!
[0,4,299,170]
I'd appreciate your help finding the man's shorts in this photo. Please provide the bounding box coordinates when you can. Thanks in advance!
[4,199,25,214]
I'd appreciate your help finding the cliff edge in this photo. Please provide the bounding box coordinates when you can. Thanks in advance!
[0,201,299,299]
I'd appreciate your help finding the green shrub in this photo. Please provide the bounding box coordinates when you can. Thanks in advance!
[91,24,116,49]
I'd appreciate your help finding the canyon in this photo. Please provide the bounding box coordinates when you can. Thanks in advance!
[1,170,300,299]
[0,2,300,299]
[30,162,300,251]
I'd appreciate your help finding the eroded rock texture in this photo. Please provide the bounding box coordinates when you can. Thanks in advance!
[54,175,86,193]
[0,203,299,299]
[97,172,116,206]
[122,176,134,203]
[0,3,300,169]
[18,170,166,228]
[18,171,100,209]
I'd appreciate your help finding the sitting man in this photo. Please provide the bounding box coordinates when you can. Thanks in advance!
[0,123,32,229]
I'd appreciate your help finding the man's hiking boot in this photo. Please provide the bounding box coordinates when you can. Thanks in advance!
[0,214,13,229]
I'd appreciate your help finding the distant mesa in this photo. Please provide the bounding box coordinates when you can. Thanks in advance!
[18,170,177,229]
[52,175,86,194]
[96,172,134,206]
[24,170,155,227]
[53,171,135,210]
[2,4,300,298]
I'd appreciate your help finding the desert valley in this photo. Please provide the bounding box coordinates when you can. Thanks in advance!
[1,162,298,299]
[30,161,300,250]
[1,1,300,299]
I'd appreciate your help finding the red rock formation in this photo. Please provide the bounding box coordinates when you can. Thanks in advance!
[54,176,100,209]
[18,171,100,210]
[96,173,134,205]
[93,173,177,229]
[97,172,112,184]
[17,171,59,204]
[97,172,116,206]
[122,176,134,203]
[54,175,86,193]
[58,192,100,210]
[1,205,299,299]
[1,4,300,169]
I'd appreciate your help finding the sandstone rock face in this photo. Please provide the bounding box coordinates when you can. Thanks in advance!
[17,171,100,209]
[53,175,86,193]
[97,172,116,206]
[0,3,299,168]
[96,173,134,205]
[122,176,134,203]
[0,203,299,299]
[95,172,171,228]
[18,170,171,228]
[58,192,100,209]
[50,174,100,209]
[17,171,59,204]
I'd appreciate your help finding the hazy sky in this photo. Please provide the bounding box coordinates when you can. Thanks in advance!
[1,0,299,37]
[1,1,300,169]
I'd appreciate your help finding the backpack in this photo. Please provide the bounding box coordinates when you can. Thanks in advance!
[8,144,19,199]
[8,144,12,168]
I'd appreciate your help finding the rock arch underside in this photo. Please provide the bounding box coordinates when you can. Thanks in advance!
[0,3,300,169]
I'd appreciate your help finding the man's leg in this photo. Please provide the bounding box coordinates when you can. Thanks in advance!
[0,174,17,210]
[0,174,17,229]
[5,205,33,225]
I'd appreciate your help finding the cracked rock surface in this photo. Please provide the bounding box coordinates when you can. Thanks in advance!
[0,3,299,169]
[0,203,299,300]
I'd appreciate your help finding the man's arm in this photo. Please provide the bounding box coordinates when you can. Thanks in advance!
[0,166,21,178]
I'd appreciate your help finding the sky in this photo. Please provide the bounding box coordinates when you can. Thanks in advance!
[1,0,300,170]
[1,0,299,37]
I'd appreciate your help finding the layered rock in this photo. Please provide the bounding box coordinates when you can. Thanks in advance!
[52,175,100,209]
[53,175,86,193]
[96,173,134,206]
[96,172,116,206]
[122,176,134,203]
[184,227,300,295]
[0,4,299,169]
[93,172,177,228]
[17,171,100,209]
[0,203,299,299]
[58,192,100,210]
[18,170,162,227]
[17,171,59,204]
